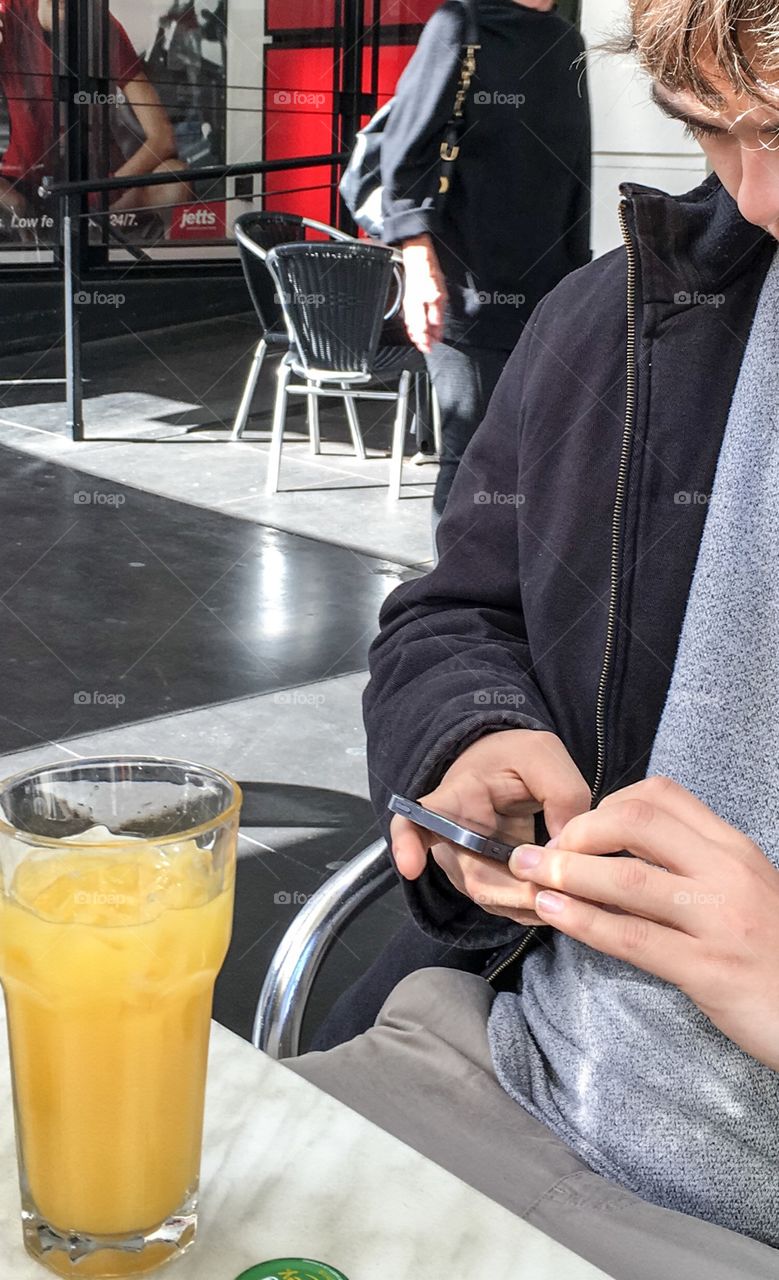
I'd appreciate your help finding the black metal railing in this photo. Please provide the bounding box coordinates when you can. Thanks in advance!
[39,153,345,200]
[39,153,347,441]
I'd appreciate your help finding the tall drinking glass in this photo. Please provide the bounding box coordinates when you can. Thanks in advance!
[0,757,241,1277]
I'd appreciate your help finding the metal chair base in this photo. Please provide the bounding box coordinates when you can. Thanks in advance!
[266,359,413,496]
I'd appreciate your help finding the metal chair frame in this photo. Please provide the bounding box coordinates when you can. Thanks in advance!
[231,213,439,494]
[230,214,356,444]
[266,360,415,497]
[253,838,394,1058]
[263,241,419,497]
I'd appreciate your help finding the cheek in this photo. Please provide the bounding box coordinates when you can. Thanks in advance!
[699,138,741,198]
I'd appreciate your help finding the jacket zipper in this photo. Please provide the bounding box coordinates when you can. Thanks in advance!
[591,197,639,803]
[486,924,540,983]
[488,197,640,986]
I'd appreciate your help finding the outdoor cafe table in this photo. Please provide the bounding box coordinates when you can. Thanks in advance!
[0,1003,614,1280]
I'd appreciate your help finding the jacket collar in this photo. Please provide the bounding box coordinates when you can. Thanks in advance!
[620,173,774,305]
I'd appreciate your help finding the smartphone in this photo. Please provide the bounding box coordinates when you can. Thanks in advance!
[388,793,517,865]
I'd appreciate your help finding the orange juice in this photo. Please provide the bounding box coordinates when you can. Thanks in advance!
[0,834,234,1239]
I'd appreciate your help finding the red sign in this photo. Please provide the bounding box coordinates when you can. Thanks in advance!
[169,201,226,241]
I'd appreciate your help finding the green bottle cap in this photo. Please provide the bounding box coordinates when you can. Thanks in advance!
[235,1261,350,1280]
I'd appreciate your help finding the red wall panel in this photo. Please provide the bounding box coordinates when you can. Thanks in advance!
[267,0,438,30]
[361,43,416,107]
[264,47,336,222]
[266,0,336,29]
[376,0,439,22]
[262,3,437,223]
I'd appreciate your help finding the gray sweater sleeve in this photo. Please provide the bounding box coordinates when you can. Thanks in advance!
[379,2,465,245]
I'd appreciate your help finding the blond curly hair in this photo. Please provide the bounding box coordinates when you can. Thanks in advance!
[621,0,779,106]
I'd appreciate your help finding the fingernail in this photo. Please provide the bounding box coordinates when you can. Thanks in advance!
[513,845,542,869]
[546,835,560,848]
[536,890,565,915]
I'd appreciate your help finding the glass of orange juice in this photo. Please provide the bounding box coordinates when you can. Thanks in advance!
[0,756,241,1278]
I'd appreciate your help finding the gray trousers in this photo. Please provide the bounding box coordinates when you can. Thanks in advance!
[285,969,778,1280]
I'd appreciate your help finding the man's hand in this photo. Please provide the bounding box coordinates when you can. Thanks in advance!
[510,775,779,1070]
[390,730,591,926]
[401,233,448,353]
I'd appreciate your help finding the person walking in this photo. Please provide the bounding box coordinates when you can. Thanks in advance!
[381,0,591,524]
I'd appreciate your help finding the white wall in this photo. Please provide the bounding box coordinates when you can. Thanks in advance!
[225,0,266,171]
[581,0,708,255]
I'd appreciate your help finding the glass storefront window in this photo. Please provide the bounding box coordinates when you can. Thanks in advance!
[3,0,581,262]
[0,0,60,249]
[99,2,230,247]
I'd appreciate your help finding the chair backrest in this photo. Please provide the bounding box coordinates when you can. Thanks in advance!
[233,212,353,336]
[264,241,394,378]
[233,212,308,335]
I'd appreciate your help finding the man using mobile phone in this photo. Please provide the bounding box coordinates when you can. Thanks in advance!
[285,0,779,1275]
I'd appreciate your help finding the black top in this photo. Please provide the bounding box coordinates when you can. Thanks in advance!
[381,0,592,348]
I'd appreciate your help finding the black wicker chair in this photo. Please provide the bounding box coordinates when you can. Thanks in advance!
[230,211,355,443]
[263,240,426,496]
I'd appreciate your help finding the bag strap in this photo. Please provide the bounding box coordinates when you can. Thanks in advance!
[461,0,480,48]
[438,0,480,197]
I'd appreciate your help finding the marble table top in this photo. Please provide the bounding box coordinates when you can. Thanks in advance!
[0,1010,614,1280]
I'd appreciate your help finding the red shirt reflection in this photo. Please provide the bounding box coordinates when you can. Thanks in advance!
[0,0,142,186]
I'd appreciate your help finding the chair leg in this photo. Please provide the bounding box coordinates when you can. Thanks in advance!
[431,379,443,456]
[341,383,366,460]
[408,371,422,447]
[267,360,291,494]
[307,382,321,454]
[389,370,412,500]
[231,338,268,440]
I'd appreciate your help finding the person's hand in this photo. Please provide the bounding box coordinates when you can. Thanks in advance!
[390,729,591,926]
[400,234,448,353]
[510,775,779,1069]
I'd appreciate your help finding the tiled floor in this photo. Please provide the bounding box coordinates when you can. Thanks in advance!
[0,318,437,567]
[0,444,407,753]
[0,318,432,1044]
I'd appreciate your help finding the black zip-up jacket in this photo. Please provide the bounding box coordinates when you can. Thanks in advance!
[364,175,774,952]
[380,0,591,349]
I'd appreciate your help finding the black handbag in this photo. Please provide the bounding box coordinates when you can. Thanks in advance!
[339,0,480,239]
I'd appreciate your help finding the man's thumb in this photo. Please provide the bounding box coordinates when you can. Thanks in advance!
[543,778,592,837]
[532,740,591,836]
